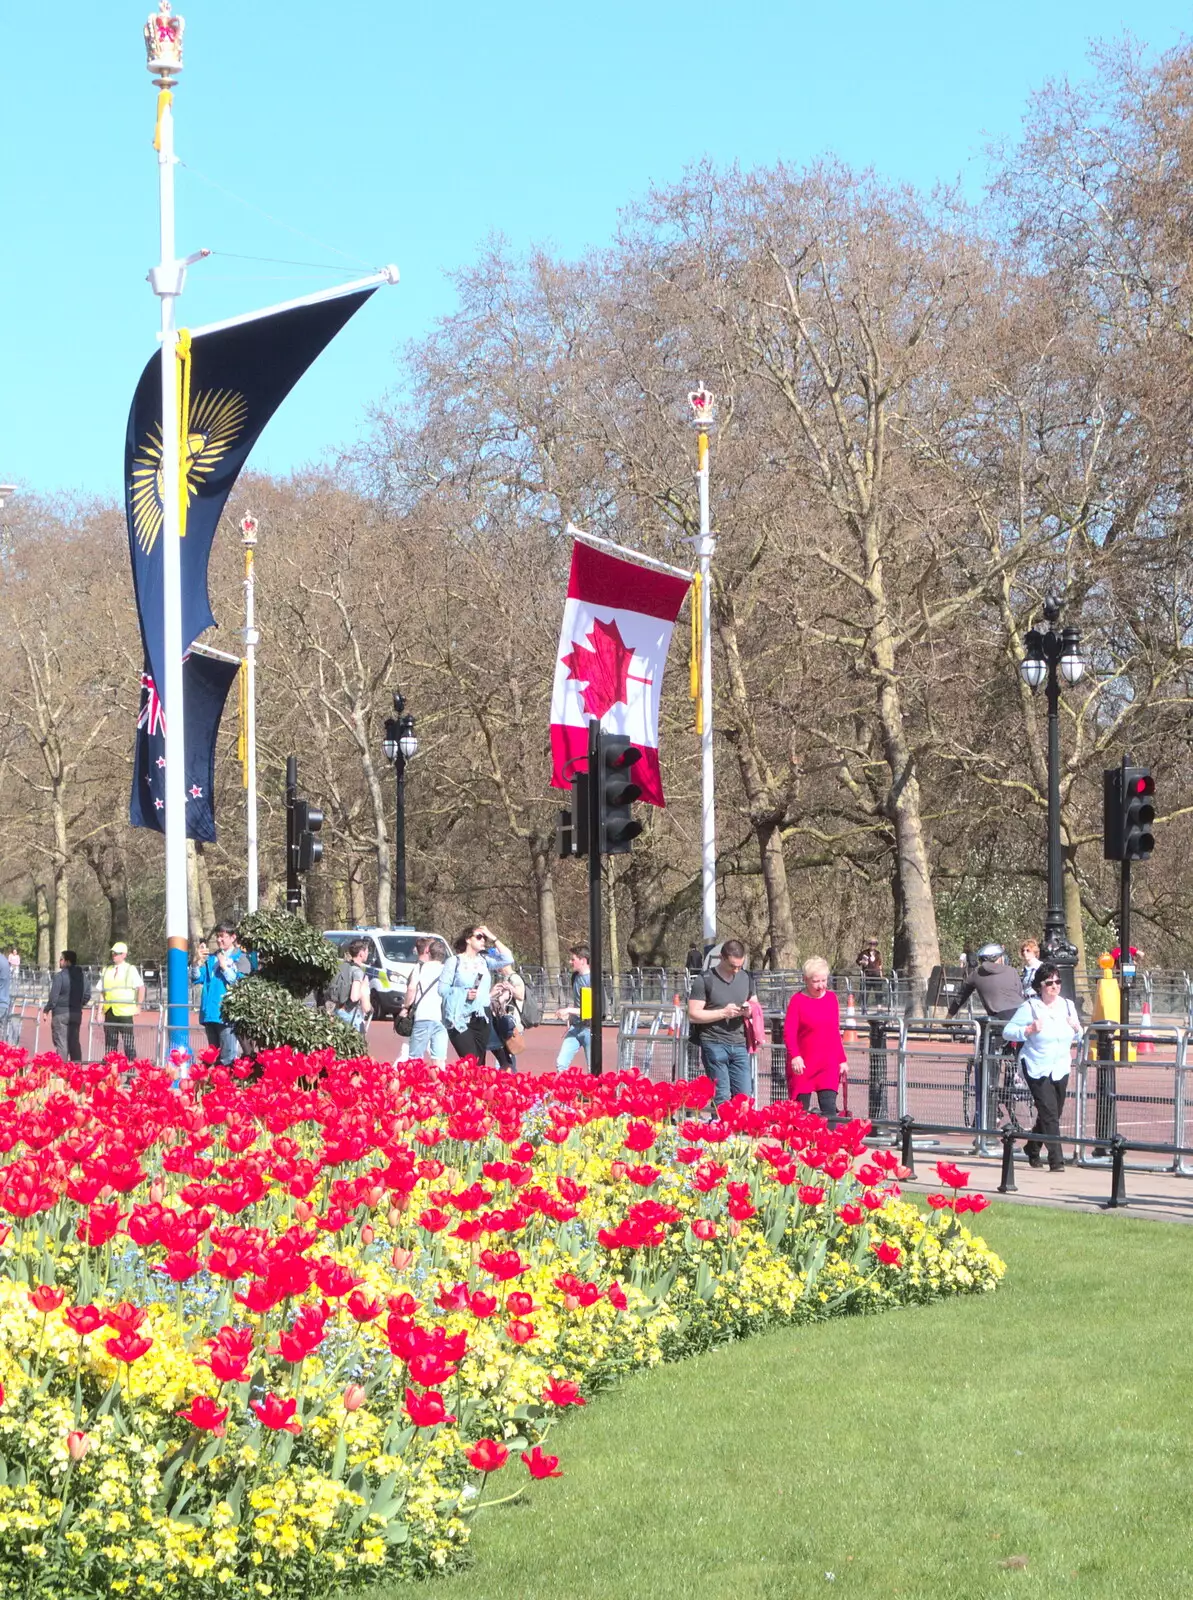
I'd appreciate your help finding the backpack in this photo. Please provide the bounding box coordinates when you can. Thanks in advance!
[517,976,542,1030]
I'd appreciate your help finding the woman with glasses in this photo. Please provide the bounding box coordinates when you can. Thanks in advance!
[440,924,496,1064]
[1001,963,1082,1171]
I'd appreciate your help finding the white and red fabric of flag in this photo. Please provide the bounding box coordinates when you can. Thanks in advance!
[550,539,691,806]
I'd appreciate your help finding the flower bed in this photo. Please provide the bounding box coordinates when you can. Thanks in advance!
[0,1045,1005,1597]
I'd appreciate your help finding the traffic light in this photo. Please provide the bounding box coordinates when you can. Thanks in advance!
[295,800,325,872]
[1104,763,1156,861]
[1122,765,1155,861]
[597,732,644,855]
[557,771,589,860]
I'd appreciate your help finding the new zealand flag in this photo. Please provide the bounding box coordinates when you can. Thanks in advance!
[129,648,240,841]
[124,284,378,697]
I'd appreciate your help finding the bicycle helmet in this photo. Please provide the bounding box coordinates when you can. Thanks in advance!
[976,941,1006,962]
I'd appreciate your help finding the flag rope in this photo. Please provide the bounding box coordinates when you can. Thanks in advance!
[690,570,703,734]
[175,329,192,535]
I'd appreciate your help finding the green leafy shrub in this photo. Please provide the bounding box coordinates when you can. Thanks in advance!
[234,909,339,997]
[222,911,359,1056]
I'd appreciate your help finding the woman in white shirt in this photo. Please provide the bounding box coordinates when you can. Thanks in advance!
[404,938,448,1067]
[1001,963,1082,1172]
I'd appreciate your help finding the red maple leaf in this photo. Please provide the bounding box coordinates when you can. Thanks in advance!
[560,617,650,719]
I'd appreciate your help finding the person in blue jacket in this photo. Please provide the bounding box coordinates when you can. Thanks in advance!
[196,922,250,1064]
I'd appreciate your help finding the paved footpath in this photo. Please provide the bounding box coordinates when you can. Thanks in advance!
[896,1140,1193,1225]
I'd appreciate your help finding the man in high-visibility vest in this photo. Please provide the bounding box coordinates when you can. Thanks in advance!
[100,942,145,1057]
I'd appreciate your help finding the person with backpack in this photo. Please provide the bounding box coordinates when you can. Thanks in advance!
[1001,963,1082,1172]
[327,939,373,1037]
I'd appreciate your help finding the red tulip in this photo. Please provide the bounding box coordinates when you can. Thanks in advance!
[505,1319,536,1345]
[63,1304,104,1337]
[468,1290,499,1319]
[935,1161,970,1191]
[465,1437,509,1472]
[521,1445,563,1479]
[251,1393,302,1435]
[66,1430,91,1460]
[157,1251,202,1283]
[342,1383,367,1412]
[926,1193,952,1211]
[177,1395,229,1435]
[346,1290,382,1323]
[542,1377,585,1408]
[104,1301,148,1335]
[506,1291,535,1316]
[836,1203,864,1225]
[691,1218,718,1241]
[872,1240,902,1267]
[105,1330,153,1364]
[967,1193,990,1214]
[28,1285,65,1315]
[798,1185,826,1207]
[404,1387,455,1427]
[606,1281,628,1310]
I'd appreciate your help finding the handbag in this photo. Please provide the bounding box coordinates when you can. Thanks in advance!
[394,969,441,1038]
[506,1026,526,1055]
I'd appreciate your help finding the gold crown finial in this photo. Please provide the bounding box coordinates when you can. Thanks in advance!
[145,2,184,84]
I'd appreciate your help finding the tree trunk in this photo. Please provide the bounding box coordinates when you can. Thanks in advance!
[604,858,620,979]
[348,858,367,925]
[51,791,69,960]
[758,819,798,966]
[530,836,560,973]
[194,844,217,934]
[718,601,797,958]
[185,843,205,948]
[84,840,131,947]
[863,520,940,987]
[34,883,50,967]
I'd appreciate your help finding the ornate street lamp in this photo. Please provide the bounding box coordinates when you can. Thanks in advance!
[382,690,418,925]
[1020,598,1085,997]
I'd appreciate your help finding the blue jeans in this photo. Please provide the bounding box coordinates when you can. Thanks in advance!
[409,1018,448,1064]
[701,1039,753,1106]
[204,1022,242,1065]
[556,1027,591,1069]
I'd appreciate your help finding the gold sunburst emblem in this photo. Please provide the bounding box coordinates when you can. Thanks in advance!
[130,387,249,554]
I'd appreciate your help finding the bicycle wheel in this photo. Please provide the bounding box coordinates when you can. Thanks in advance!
[962,1062,975,1128]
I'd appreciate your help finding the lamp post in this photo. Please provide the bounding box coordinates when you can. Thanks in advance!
[381,690,418,926]
[1020,597,1085,998]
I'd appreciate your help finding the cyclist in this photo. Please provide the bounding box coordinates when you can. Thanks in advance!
[946,943,1024,1143]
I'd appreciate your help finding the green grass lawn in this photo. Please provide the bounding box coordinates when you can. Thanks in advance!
[379,1205,1193,1600]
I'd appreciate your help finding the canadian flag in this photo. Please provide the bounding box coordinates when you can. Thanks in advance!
[550,539,691,806]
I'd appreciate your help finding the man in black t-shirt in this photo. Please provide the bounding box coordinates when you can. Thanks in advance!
[687,939,756,1106]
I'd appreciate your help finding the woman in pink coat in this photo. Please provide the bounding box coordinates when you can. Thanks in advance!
[784,956,847,1123]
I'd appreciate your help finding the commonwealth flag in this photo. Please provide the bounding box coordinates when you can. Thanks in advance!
[123,284,378,695]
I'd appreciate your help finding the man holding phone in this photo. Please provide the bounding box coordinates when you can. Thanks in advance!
[688,939,756,1106]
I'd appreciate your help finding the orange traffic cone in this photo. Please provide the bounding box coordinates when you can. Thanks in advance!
[1138,996,1157,1054]
[843,991,858,1044]
[666,995,682,1035]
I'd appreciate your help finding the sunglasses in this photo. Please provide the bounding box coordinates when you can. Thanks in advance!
[1042,978,1062,987]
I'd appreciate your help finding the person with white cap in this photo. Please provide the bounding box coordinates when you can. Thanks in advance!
[99,942,145,1057]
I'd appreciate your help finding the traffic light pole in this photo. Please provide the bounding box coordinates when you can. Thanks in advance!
[587,719,604,1076]
[285,755,299,913]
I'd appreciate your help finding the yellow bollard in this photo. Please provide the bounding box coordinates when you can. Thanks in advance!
[1092,951,1134,1061]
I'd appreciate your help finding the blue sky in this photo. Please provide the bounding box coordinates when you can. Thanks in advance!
[1,1,1189,502]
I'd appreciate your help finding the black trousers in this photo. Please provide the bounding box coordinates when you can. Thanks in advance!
[1025,1073,1068,1167]
[797,1089,839,1126]
[104,1013,135,1056]
[447,1014,490,1065]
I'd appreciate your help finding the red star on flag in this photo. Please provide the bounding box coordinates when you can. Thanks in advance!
[188,784,203,800]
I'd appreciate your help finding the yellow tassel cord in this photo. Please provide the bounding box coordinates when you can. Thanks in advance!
[690,570,704,735]
[175,329,192,535]
[237,661,249,787]
[152,89,173,152]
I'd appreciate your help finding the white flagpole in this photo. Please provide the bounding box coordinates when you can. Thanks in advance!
[689,386,717,950]
[241,514,260,911]
[145,4,190,1059]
